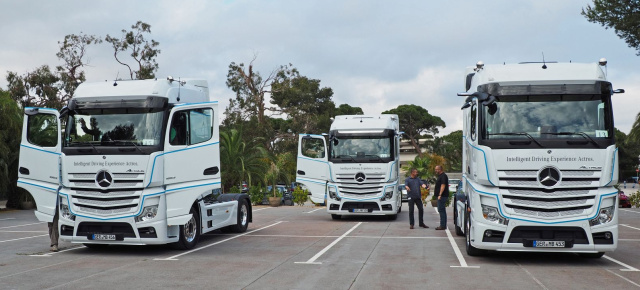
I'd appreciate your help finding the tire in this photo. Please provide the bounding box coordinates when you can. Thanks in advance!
[284,200,293,206]
[454,198,464,236]
[83,243,109,250]
[397,198,402,213]
[331,214,341,220]
[172,206,200,250]
[229,199,249,233]
[578,252,605,258]
[465,210,483,256]
[387,213,398,220]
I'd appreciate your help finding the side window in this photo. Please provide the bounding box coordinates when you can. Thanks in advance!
[301,137,325,158]
[169,111,189,146]
[470,103,477,141]
[169,108,214,146]
[27,114,58,147]
[189,108,213,145]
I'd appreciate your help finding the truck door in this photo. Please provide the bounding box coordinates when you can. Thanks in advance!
[296,134,329,203]
[163,103,221,214]
[17,108,61,222]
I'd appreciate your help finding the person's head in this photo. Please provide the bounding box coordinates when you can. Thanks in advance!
[434,165,444,175]
[410,168,418,178]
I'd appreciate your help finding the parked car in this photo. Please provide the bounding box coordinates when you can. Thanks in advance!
[398,185,408,202]
[449,179,461,193]
[619,191,631,208]
[241,181,248,193]
[267,185,293,206]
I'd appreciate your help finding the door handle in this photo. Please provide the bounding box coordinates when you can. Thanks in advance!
[19,167,29,175]
[297,170,306,175]
[203,166,219,175]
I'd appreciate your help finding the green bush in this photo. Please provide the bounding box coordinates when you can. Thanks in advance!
[628,191,640,208]
[249,186,265,206]
[228,185,241,193]
[293,186,308,206]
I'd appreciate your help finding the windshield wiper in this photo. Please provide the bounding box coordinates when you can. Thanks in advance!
[336,155,356,162]
[112,140,145,153]
[366,155,383,161]
[541,132,600,148]
[71,141,102,154]
[489,132,544,148]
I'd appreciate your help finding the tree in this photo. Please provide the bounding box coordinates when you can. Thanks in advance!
[334,104,364,116]
[105,21,160,79]
[56,33,102,101]
[582,1,640,55]
[617,127,640,180]
[6,65,62,109]
[405,153,447,183]
[264,152,295,197]
[219,128,269,192]
[382,104,446,156]
[628,113,640,147]
[0,89,24,208]
[427,130,463,172]
[271,71,335,134]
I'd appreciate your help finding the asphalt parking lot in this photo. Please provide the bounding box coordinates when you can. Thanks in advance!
[1,203,640,290]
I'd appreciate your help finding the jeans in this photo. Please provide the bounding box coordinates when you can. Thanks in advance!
[48,210,59,247]
[408,197,424,226]
[437,197,447,228]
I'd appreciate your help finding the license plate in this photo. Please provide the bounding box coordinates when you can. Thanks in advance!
[352,208,369,213]
[92,234,116,241]
[533,240,565,248]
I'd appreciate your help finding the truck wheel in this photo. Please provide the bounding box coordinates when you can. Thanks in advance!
[397,199,402,213]
[229,199,249,233]
[578,252,605,258]
[83,243,109,250]
[454,199,463,236]
[331,214,341,220]
[387,213,398,220]
[465,210,483,256]
[172,206,200,250]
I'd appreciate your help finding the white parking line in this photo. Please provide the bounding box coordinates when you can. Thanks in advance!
[604,255,640,272]
[0,258,83,279]
[0,222,46,229]
[0,231,48,233]
[446,229,479,268]
[0,234,48,243]
[620,224,640,231]
[619,209,640,214]
[304,208,323,213]
[30,245,86,257]
[606,269,640,287]
[253,207,271,212]
[295,222,362,265]
[154,221,284,261]
[0,218,16,221]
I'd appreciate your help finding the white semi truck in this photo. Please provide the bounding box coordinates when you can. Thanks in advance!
[296,115,402,220]
[17,78,251,249]
[453,60,623,258]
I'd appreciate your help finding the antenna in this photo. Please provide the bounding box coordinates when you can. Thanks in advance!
[113,72,119,86]
[541,52,547,69]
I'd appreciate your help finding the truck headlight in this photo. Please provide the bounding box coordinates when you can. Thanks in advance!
[589,206,614,226]
[59,197,75,221]
[328,187,341,201]
[135,205,158,223]
[381,187,394,201]
[481,205,508,225]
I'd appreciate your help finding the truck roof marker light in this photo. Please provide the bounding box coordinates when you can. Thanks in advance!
[475,61,484,71]
[599,58,607,66]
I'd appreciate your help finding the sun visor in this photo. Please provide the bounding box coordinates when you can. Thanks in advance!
[478,81,611,96]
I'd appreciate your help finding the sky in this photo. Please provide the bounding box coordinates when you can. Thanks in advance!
[1,0,639,136]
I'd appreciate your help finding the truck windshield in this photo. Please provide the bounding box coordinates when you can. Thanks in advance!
[329,136,393,163]
[64,109,164,148]
[481,95,613,148]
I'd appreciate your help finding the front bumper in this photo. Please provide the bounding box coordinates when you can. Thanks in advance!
[58,215,180,245]
[326,198,399,216]
[469,217,617,253]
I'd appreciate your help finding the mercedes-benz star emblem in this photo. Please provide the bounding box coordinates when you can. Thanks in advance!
[538,167,561,187]
[96,170,113,188]
[355,172,366,183]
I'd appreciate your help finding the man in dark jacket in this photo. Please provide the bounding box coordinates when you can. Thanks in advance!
[434,165,449,230]
[404,168,429,229]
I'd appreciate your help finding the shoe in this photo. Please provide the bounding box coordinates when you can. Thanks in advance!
[410,225,414,229]
[435,227,446,230]
[419,224,429,228]
[50,245,58,252]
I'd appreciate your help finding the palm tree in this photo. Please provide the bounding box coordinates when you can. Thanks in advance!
[219,128,268,192]
[0,90,24,208]
[264,152,295,197]
[627,112,640,146]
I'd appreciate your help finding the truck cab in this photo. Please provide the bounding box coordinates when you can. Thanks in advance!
[453,60,622,258]
[18,78,251,249]
[296,115,402,220]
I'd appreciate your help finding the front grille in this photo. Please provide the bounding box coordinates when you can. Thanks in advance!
[67,171,144,217]
[68,172,144,189]
[507,226,589,244]
[341,202,380,211]
[338,184,384,195]
[497,169,600,188]
[336,173,387,183]
[76,222,136,238]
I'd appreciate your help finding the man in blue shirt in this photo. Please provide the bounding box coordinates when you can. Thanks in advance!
[404,168,429,229]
